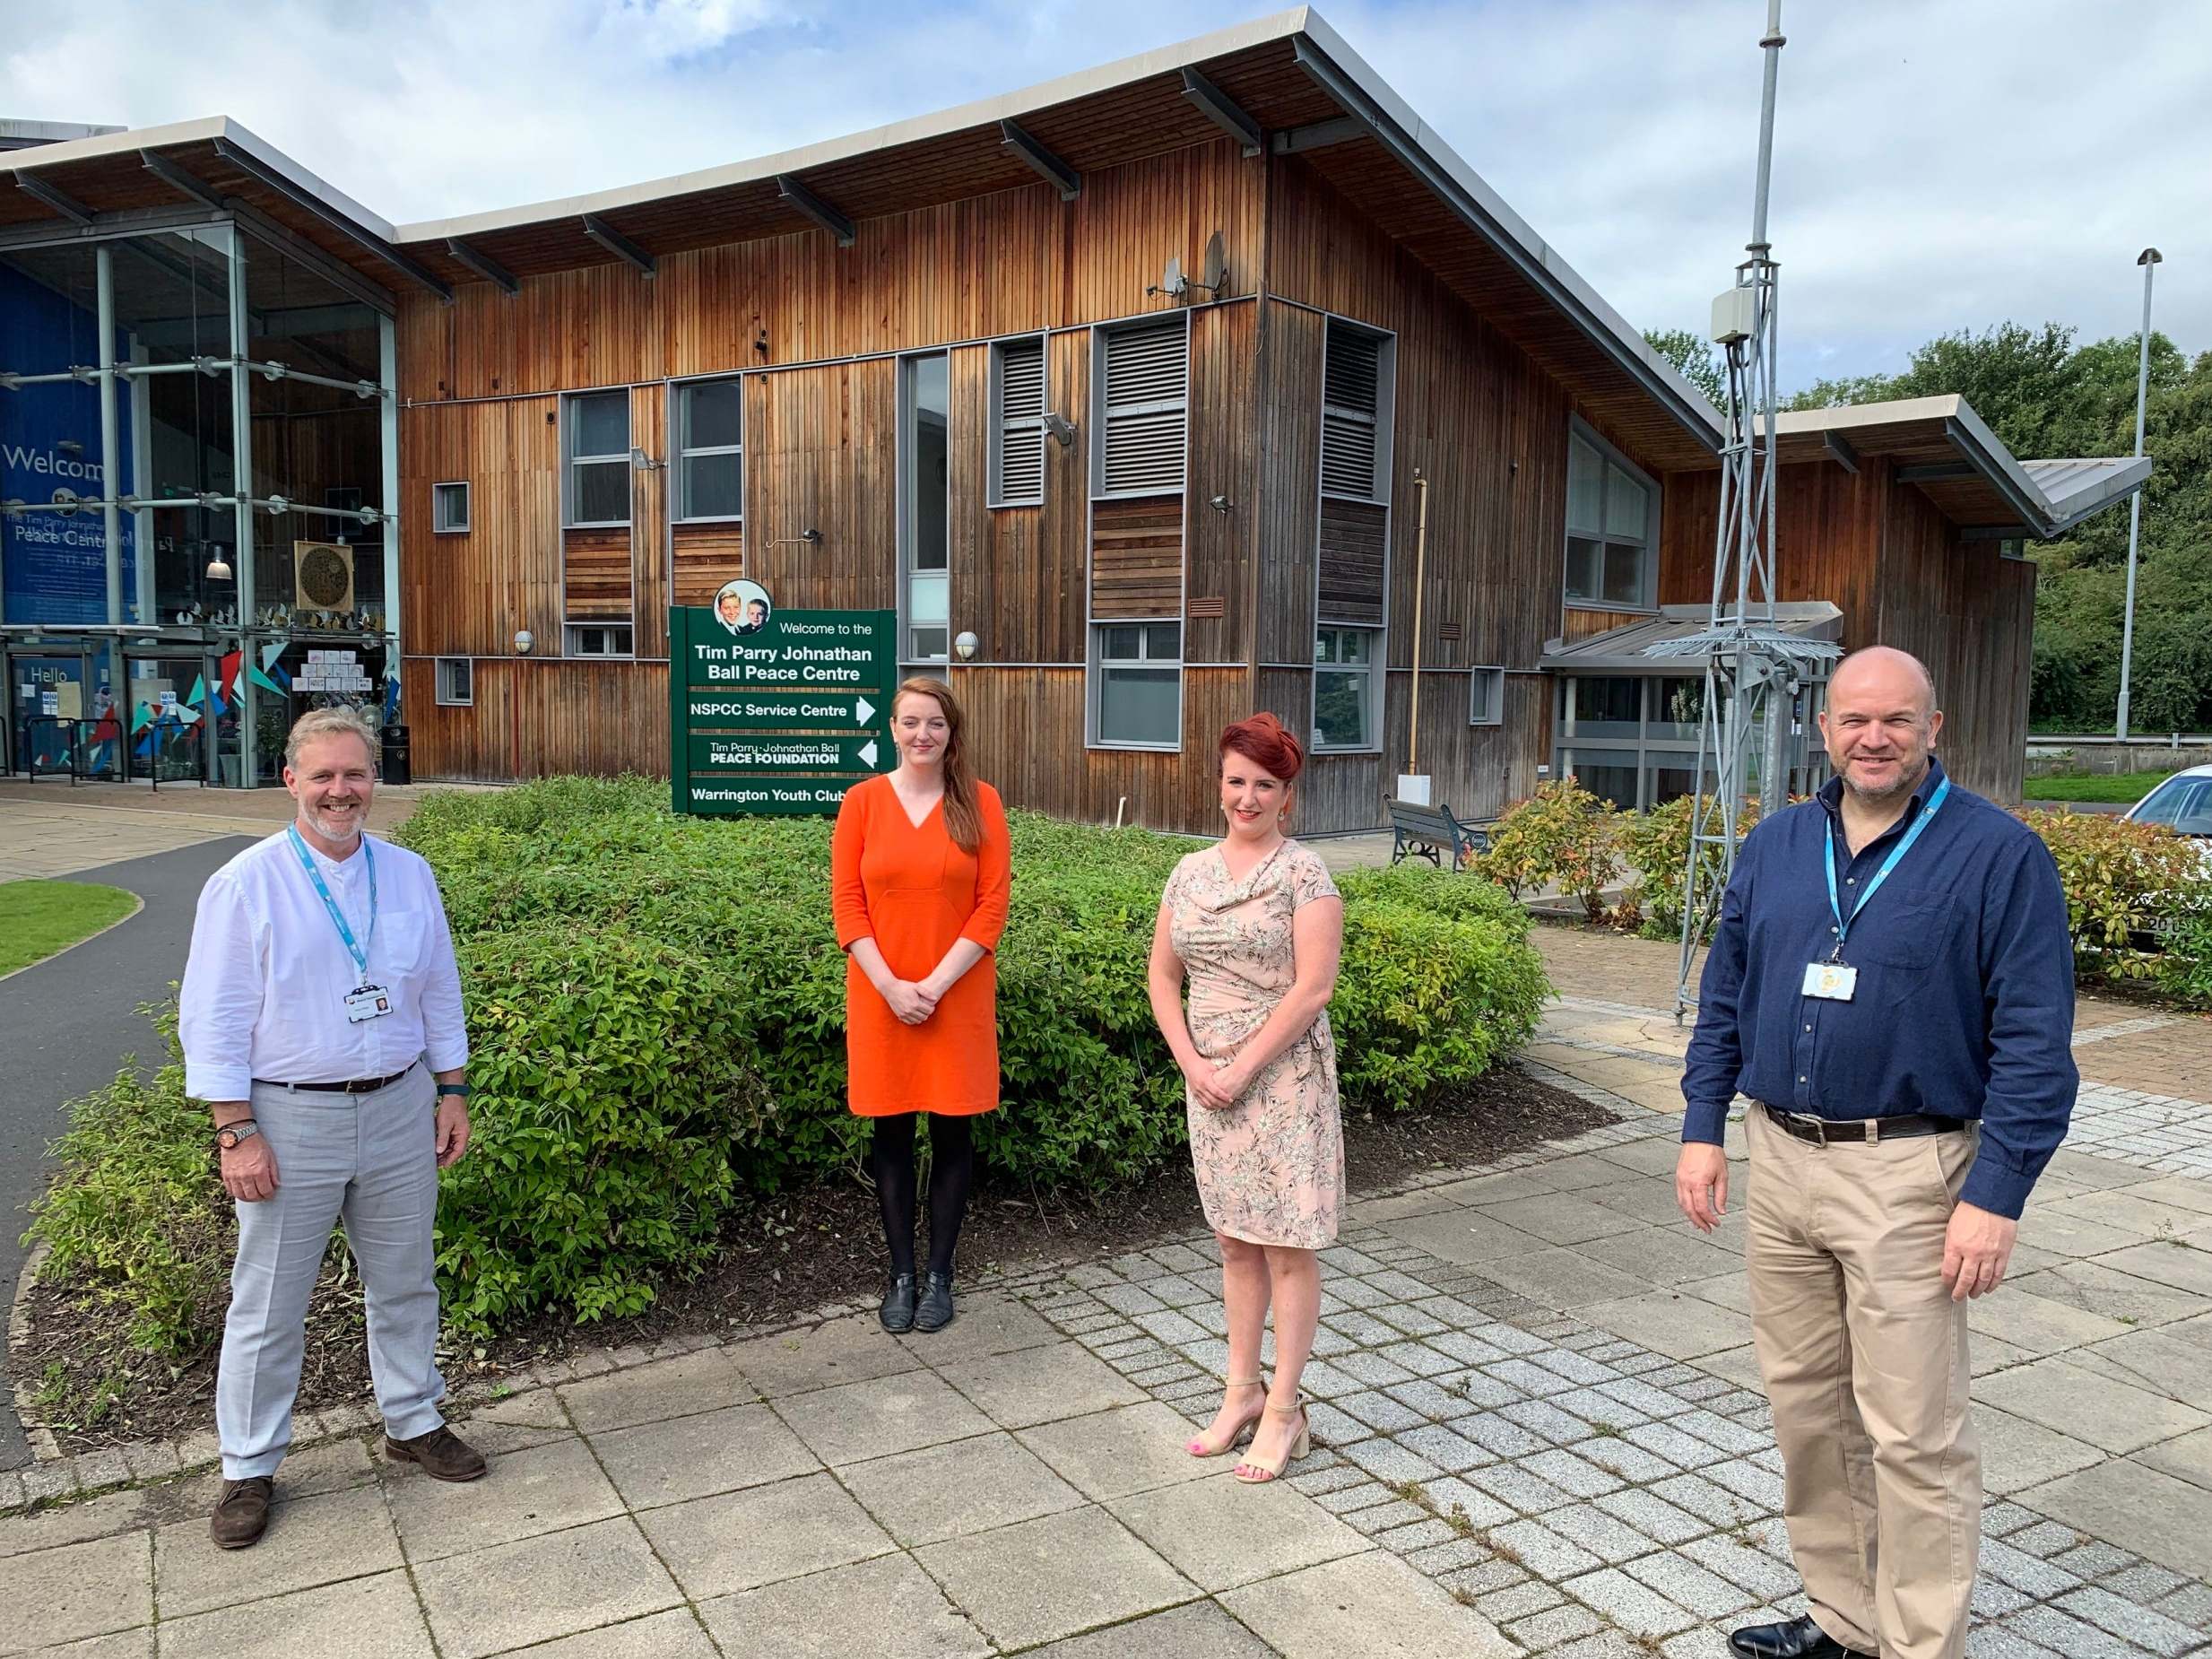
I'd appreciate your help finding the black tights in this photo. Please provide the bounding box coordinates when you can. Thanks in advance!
[870,1113,975,1280]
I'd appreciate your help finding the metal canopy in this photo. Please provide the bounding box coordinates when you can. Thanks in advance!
[1547,604,1842,675]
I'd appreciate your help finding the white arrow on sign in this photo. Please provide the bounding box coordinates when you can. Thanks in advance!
[854,696,876,726]
[860,738,880,768]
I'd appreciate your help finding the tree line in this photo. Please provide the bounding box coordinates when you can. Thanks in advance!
[1644,323,2212,734]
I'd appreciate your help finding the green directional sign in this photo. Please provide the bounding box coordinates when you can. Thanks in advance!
[684,690,885,731]
[688,732,890,774]
[670,604,898,817]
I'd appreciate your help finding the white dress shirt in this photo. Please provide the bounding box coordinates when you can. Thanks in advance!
[180,828,469,1100]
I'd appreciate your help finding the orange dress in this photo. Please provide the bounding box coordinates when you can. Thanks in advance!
[830,775,1012,1116]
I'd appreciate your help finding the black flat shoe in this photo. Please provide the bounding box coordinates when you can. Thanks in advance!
[915,1271,956,1332]
[1728,1615,1873,1659]
[879,1272,916,1333]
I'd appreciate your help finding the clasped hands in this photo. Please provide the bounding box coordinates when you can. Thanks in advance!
[882,976,944,1026]
[1183,1050,1255,1112]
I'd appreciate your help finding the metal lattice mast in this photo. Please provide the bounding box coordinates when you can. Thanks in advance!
[1649,0,1836,1019]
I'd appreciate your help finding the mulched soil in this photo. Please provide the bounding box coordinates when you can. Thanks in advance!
[16,1064,1614,1455]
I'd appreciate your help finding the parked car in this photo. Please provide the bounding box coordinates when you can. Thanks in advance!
[2125,764,2212,868]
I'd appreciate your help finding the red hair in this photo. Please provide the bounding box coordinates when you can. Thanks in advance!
[1219,713,1305,784]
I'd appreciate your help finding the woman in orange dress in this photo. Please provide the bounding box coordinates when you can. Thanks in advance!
[831,678,1011,1333]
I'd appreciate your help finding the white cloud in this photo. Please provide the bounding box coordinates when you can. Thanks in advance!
[4,0,2204,393]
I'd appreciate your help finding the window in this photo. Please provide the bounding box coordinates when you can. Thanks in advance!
[1094,621,1180,747]
[2131,774,2212,834]
[434,657,473,706]
[1322,322,1391,501]
[1564,427,1656,609]
[1469,666,1505,726]
[1094,317,1187,496]
[901,353,950,666]
[564,390,630,526]
[990,335,1046,507]
[431,482,470,534]
[675,378,742,521]
[1313,625,1380,751]
[1553,672,1824,812]
[564,623,633,657]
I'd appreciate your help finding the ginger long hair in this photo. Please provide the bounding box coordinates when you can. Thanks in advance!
[893,677,983,851]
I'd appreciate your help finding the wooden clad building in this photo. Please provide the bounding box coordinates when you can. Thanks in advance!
[8,11,2145,819]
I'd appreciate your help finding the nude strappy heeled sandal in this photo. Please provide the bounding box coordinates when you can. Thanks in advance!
[1233,1398,1310,1484]
[1185,1376,1267,1458]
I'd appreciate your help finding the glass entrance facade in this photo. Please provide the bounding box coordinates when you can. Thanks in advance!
[2,218,397,783]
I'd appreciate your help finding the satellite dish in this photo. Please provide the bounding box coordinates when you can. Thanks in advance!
[1201,231,1227,296]
[1161,255,1186,299]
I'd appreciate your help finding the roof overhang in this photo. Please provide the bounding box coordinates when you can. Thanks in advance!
[2,10,1723,470]
[1765,395,2152,541]
[1541,602,1843,676]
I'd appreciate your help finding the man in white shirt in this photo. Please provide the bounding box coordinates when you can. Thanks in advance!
[181,705,487,1549]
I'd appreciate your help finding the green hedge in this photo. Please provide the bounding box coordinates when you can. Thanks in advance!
[31,778,1548,1347]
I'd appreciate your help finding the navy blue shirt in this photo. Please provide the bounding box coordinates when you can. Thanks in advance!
[1681,756,2077,1218]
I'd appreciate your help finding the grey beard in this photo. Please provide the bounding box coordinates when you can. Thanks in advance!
[1842,759,1926,805]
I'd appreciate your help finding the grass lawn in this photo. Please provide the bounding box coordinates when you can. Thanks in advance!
[0,880,139,977]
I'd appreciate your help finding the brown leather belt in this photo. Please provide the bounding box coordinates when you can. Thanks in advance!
[1759,1100,1968,1145]
[256,1064,418,1095]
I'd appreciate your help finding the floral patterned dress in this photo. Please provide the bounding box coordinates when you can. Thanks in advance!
[1164,838,1344,1248]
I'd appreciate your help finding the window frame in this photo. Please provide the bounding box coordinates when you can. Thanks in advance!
[562,621,635,659]
[431,481,470,535]
[898,350,953,675]
[988,334,1047,508]
[561,389,633,529]
[433,656,473,706]
[1089,312,1191,502]
[1561,419,1660,614]
[672,374,744,525]
[1468,665,1505,727]
[1089,619,1183,751]
[1311,621,1383,754]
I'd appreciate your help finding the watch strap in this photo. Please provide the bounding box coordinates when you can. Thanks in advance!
[437,1082,471,1098]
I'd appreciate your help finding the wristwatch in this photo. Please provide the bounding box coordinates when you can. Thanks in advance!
[215,1121,262,1152]
[437,1083,471,1099]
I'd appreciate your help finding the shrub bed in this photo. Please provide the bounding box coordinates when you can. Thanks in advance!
[30,777,1549,1347]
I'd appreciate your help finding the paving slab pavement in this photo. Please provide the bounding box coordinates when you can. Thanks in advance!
[5,860,2212,1653]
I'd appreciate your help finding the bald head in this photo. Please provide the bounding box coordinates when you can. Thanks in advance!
[1820,647,1943,806]
[1830,647,1937,718]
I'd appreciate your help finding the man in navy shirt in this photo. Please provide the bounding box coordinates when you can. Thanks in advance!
[1676,647,2076,1659]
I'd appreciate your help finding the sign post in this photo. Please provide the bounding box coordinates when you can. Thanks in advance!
[669,604,898,815]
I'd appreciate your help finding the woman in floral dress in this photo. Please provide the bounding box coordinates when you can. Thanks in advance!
[1147,713,1345,1483]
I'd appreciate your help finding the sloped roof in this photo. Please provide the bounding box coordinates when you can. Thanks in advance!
[1541,602,1843,675]
[1,10,1723,466]
[1767,395,2151,539]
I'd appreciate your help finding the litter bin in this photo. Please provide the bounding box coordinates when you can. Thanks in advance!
[380,723,412,786]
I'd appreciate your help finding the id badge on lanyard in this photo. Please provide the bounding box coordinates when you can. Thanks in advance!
[1808,776,1950,1003]
[288,827,393,1022]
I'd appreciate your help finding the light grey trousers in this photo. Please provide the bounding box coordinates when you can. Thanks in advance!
[218,1064,447,1479]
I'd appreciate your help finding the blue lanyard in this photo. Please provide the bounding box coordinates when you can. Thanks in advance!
[1823,775,1949,958]
[288,826,377,982]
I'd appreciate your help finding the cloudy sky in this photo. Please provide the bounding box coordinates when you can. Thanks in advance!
[6,0,2204,393]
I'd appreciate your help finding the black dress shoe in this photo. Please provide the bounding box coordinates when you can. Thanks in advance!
[1728,1614,1874,1659]
[914,1271,956,1332]
[880,1272,916,1333]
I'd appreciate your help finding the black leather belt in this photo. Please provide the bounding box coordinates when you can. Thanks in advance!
[1760,1101,1968,1144]
[256,1064,417,1095]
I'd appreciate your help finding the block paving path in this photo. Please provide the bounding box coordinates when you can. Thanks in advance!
[3,921,2209,1655]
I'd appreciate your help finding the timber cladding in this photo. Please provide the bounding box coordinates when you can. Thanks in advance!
[1089,497,1184,620]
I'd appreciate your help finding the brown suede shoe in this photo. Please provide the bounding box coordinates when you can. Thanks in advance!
[384,1426,488,1482]
[210,1476,273,1549]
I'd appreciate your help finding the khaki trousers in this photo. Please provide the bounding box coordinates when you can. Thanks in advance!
[1744,1105,1980,1659]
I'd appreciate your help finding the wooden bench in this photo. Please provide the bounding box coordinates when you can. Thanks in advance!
[1386,799,1493,870]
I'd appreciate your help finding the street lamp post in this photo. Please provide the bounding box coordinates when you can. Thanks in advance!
[2116,247,2162,742]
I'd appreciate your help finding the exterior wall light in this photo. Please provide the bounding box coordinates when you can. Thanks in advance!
[514,630,533,655]
[954,630,979,661]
